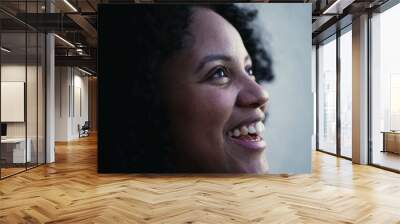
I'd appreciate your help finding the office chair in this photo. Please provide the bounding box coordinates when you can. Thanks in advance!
[79,121,90,138]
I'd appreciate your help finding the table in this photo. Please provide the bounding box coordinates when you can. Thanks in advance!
[381,131,400,154]
[1,138,31,163]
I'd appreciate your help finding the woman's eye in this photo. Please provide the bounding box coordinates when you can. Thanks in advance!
[208,67,230,84]
[246,66,254,76]
[212,67,227,79]
[246,66,256,81]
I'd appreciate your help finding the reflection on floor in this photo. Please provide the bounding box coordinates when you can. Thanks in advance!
[0,167,25,178]
[373,150,400,171]
[0,163,41,178]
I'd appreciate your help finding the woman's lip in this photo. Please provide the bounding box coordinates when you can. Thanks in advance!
[228,135,266,151]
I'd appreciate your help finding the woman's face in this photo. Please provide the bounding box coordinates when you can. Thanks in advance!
[160,7,269,173]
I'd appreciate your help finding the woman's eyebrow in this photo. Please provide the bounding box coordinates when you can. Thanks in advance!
[195,54,232,73]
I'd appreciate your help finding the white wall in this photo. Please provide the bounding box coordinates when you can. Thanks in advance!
[1,66,26,140]
[55,67,89,141]
[239,4,313,173]
[1,65,40,137]
[72,72,89,137]
[55,66,70,141]
[1,82,25,122]
[1,63,46,164]
[1,65,27,141]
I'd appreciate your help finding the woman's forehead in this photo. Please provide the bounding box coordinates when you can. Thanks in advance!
[187,8,249,62]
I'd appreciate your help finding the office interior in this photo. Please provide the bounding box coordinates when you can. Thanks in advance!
[0,0,97,179]
[314,0,400,172]
[0,0,400,222]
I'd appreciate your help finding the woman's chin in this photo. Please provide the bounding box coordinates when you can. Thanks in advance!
[224,142,268,173]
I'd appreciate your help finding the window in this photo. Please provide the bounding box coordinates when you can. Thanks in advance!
[318,35,337,155]
[339,28,352,158]
[371,2,400,171]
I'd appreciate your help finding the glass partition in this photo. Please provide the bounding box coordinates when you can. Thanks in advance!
[1,31,28,177]
[27,30,38,169]
[0,1,46,179]
[26,0,45,169]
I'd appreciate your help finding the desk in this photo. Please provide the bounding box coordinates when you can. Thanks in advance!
[1,138,31,163]
[382,131,400,154]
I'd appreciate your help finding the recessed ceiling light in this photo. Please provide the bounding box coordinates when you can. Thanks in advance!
[322,0,356,15]
[54,34,75,48]
[78,67,93,76]
[63,0,78,12]
[1,47,11,53]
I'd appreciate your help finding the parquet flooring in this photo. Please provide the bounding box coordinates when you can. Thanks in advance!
[1,134,400,223]
[1,167,26,178]
[373,151,400,171]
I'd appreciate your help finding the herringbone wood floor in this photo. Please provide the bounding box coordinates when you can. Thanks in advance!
[1,134,400,223]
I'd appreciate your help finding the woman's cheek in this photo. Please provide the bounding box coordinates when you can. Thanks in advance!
[201,87,236,125]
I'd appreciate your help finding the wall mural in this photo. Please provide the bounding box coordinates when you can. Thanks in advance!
[98,3,312,174]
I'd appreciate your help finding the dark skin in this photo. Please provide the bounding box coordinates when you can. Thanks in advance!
[160,7,269,173]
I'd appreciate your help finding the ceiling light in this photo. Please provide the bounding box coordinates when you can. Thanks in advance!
[78,67,92,76]
[54,34,75,48]
[1,47,11,53]
[63,0,78,12]
[322,0,343,14]
[322,0,356,15]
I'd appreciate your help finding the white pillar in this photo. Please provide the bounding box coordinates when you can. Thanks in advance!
[352,14,369,164]
[46,1,55,163]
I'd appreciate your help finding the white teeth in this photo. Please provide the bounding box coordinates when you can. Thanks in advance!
[229,121,264,137]
[255,122,264,134]
[233,129,241,137]
[248,124,257,134]
[240,126,248,135]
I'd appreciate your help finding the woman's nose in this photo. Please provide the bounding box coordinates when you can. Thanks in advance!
[236,77,269,111]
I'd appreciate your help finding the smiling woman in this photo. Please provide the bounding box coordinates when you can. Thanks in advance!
[98,4,274,174]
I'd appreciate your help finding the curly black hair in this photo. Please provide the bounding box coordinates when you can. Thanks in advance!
[98,4,274,173]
